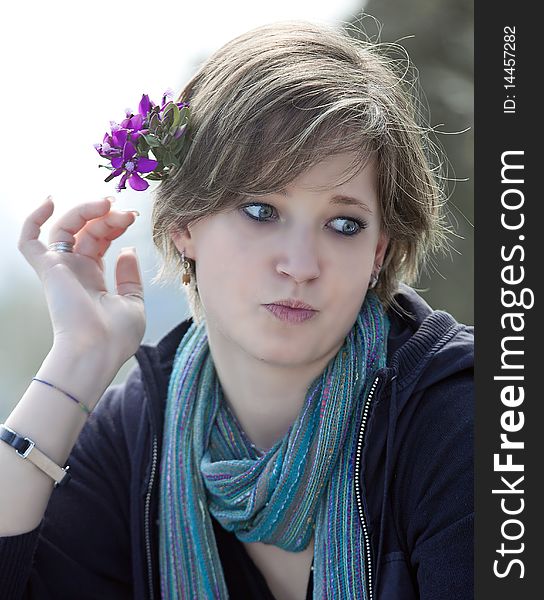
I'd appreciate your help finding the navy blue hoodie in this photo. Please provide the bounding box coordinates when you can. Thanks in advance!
[0,285,474,599]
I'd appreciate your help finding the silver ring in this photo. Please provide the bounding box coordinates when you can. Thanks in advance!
[48,241,75,253]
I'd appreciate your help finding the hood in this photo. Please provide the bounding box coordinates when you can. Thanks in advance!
[386,284,473,406]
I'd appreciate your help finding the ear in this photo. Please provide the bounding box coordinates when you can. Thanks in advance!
[374,230,389,267]
[169,224,195,260]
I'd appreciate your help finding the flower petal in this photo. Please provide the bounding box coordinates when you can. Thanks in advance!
[173,124,187,139]
[112,129,128,148]
[128,172,149,191]
[139,94,153,116]
[123,141,136,160]
[136,157,158,173]
[161,89,173,107]
[129,114,144,131]
[111,157,124,169]
[116,172,129,191]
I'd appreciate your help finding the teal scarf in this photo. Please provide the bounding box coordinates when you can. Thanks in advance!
[159,291,390,598]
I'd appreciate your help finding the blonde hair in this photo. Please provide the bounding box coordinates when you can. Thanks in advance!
[152,20,451,323]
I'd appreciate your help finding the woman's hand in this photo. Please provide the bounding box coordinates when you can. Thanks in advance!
[18,196,147,367]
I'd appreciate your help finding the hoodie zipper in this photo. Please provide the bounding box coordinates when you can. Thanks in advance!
[144,434,159,600]
[354,374,381,600]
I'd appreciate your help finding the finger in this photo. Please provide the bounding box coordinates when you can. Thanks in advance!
[76,233,117,262]
[74,210,139,258]
[18,196,55,264]
[48,197,115,245]
[115,247,144,299]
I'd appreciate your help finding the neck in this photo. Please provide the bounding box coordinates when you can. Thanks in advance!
[206,325,342,452]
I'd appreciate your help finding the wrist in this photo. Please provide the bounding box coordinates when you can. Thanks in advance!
[44,342,119,411]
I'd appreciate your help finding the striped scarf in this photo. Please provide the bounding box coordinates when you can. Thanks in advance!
[159,290,390,598]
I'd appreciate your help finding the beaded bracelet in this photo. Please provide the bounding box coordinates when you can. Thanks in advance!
[32,377,91,416]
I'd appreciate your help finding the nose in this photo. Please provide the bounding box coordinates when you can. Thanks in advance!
[275,227,321,283]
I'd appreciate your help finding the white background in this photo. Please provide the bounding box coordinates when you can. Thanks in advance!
[0,0,362,289]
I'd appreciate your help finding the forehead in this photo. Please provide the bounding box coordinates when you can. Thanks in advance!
[281,153,378,205]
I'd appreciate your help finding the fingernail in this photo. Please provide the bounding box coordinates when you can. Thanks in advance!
[39,195,53,209]
[122,209,140,216]
[105,196,117,203]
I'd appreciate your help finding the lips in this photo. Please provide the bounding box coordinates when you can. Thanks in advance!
[267,299,317,311]
[263,299,318,324]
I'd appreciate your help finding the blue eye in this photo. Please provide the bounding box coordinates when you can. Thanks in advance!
[241,203,277,221]
[329,217,368,236]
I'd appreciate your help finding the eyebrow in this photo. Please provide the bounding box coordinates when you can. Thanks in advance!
[279,190,373,215]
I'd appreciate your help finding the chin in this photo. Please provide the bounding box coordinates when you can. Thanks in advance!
[244,332,323,366]
[253,348,315,367]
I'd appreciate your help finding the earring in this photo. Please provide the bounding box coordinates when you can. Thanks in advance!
[181,250,192,285]
[369,263,382,289]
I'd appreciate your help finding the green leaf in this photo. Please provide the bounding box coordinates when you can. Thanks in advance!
[149,112,160,132]
[162,106,174,130]
[163,152,176,168]
[179,106,190,124]
[151,146,164,160]
[170,124,187,141]
[170,141,183,157]
[175,137,189,157]
[137,136,149,154]
[171,104,181,128]
[143,134,161,147]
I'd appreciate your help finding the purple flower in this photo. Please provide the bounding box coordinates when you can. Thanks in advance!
[95,92,189,192]
[109,140,158,192]
[138,93,155,116]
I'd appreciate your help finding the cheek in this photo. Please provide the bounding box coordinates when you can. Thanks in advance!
[194,225,258,314]
[331,273,369,318]
[320,265,372,348]
[324,245,375,318]
[329,238,375,285]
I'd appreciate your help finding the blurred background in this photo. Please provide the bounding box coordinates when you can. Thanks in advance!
[0,0,473,419]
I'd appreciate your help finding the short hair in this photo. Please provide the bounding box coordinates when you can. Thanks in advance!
[151,20,451,323]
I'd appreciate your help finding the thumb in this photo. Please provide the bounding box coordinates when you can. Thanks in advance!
[115,247,144,299]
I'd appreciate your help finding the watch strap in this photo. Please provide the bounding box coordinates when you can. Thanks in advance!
[0,424,71,487]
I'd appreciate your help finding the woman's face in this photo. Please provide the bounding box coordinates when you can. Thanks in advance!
[172,152,389,367]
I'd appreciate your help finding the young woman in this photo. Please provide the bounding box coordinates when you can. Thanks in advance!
[0,21,473,600]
